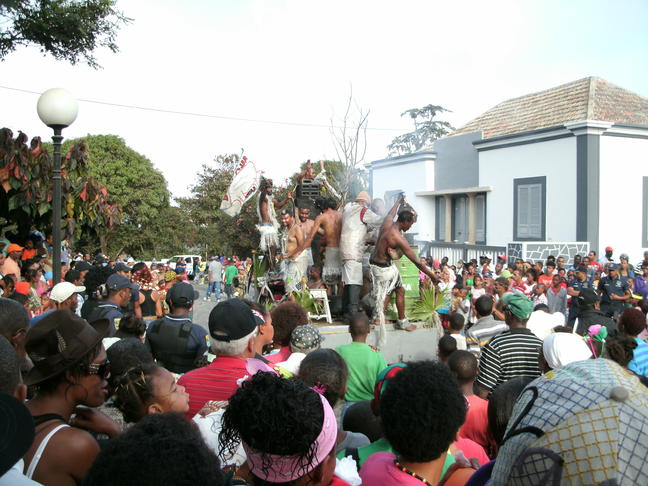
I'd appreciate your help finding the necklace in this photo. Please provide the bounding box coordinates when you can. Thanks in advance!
[394,460,436,486]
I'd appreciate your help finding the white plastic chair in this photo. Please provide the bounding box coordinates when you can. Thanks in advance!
[308,288,332,323]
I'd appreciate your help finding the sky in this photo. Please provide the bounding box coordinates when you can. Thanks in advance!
[1,0,648,199]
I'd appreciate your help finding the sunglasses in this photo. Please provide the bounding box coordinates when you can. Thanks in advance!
[85,360,111,379]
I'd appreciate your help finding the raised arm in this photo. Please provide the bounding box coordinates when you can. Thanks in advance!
[396,233,438,283]
[273,191,293,209]
[380,194,404,232]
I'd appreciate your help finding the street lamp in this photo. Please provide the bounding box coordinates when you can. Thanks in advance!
[37,88,78,284]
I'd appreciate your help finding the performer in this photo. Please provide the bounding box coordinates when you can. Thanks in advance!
[290,196,342,291]
[257,177,292,272]
[371,194,437,345]
[297,206,315,270]
[339,191,386,316]
[278,210,306,294]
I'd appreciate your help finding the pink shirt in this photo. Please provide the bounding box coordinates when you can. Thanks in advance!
[360,452,432,486]
[460,395,490,451]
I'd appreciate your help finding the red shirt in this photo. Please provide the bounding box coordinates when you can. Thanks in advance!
[453,437,490,466]
[178,356,248,417]
[460,395,489,451]
[538,274,553,287]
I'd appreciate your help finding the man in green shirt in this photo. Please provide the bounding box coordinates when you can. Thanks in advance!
[224,261,239,299]
[336,313,387,402]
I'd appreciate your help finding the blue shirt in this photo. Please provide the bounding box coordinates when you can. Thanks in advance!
[628,338,648,378]
[568,279,591,308]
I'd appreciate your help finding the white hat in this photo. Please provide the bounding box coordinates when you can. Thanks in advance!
[542,332,592,370]
[50,282,85,303]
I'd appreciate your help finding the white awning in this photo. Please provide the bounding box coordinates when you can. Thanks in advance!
[415,186,493,197]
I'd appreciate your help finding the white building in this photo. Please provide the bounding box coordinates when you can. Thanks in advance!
[370,77,648,264]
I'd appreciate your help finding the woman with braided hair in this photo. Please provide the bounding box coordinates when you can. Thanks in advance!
[112,362,190,423]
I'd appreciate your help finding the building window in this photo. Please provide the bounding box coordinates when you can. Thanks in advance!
[476,193,486,244]
[452,195,468,243]
[514,176,546,241]
[436,196,446,241]
[643,177,648,247]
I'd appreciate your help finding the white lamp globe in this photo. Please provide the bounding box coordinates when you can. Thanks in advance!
[37,88,79,128]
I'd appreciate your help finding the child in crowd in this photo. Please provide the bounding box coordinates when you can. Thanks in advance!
[451,286,470,325]
[437,335,457,364]
[275,323,324,374]
[113,362,191,423]
[336,313,387,405]
[448,313,467,350]
[298,349,370,453]
[447,351,490,452]
[531,282,548,306]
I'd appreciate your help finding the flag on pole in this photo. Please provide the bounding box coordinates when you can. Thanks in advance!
[220,156,262,217]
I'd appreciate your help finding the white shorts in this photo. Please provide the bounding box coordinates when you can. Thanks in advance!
[342,260,363,286]
[323,247,342,284]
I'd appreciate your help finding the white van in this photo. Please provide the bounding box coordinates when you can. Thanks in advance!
[168,254,202,277]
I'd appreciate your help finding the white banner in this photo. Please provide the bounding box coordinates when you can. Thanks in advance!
[219,156,262,217]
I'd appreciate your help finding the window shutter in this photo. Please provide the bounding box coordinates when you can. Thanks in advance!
[516,182,543,239]
[438,197,446,240]
[476,194,485,243]
[517,186,530,237]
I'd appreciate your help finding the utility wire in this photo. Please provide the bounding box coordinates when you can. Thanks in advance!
[0,84,404,132]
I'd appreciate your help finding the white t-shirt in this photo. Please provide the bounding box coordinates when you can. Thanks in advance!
[0,460,42,486]
[450,333,467,350]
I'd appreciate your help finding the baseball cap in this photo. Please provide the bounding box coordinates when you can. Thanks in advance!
[7,243,23,253]
[500,270,513,279]
[619,253,629,260]
[501,292,534,319]
[575,264,588,273]
[497,255,507,261]
[290,324,324,353]
[165,282,198,307]
[106,273,132,291]
[114,262,131,273]
[491,359,648,485]
[209,299,257,342]
[605,246,613,252]
[0,393,35,476]
[578,287,600,306]
[14,282,30,296]
[50,282,86,303]
[608,263,619,271]
[74,261,92,272]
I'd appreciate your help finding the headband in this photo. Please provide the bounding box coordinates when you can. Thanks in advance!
[242,392,337,482]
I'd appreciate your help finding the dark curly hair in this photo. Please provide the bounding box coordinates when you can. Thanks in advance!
[380,361,466,463]
[487,377,534,449]
[83,265,116,300]
[85,412,224,486]
[314,196,336,211]
[619,308,647,336]
[270,301,308,346]
[112,362,160,423]
[219,372,325,484]
[115,314,147,339]
[605,336,638,368]
[298,348,348,407]
[106,338,154,389]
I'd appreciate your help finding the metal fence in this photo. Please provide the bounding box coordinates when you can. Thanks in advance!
[415,241,506,266]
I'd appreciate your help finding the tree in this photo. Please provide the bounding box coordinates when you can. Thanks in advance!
[330,89,369,203]
[176,154,260,258]
[62,135,170,257]
[0,127,119,241]
[0,0,130,68]
[388,104,454,156]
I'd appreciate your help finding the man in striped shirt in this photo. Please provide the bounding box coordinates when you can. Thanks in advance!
[466,295,509,360]
[474,293,542,399]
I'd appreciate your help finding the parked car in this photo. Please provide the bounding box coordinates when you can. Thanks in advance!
[168,254,202,279]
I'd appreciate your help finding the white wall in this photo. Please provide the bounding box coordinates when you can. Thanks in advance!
[371,158,435,240]
[479,137,577,247]
[599,135,648,263]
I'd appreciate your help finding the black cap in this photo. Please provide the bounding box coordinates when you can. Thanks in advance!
[575,265,588,274]
[166,282,199,307]
[578,288,600,306]
[608,263,619,271]
[106,273,132,291]
[74,261,92,272]
[114,262,131,273]
[209,299,257,342]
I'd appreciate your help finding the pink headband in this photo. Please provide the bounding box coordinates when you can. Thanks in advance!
[242,392,337,482]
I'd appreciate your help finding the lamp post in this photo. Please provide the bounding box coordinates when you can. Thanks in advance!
[37,88,78,284]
